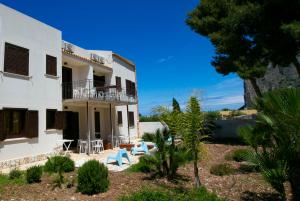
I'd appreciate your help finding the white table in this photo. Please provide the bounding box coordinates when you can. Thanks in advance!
[57,139,74,155]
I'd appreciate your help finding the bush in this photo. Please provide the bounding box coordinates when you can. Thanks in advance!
[8,169,23,180]
[184,187,226,201]
[141,133,156,142]
[139,115,160,122]
[224,149,251,162]
[239,164,260,173]
[26,166,42,183]
[77,160,109,195]
[128,155,158,173]
[44,156,75,173]
[210,163,236,176]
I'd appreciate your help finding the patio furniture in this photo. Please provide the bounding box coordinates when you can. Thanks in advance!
[131,141,149,156]
[91,139,104,154]
[56,139,74,155]
[78,140,88,154]
[106,148,131,166]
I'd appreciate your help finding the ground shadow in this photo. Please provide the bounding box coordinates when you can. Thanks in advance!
[206,137,246,145]
[241,191,282,201]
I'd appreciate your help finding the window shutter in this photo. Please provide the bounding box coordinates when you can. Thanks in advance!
[116,76,121,92]
[0,110,7,141]
[128,112,134,127]
[46,55,57,76]
[117,111,123,125]
[131,82,136,96]
[55,111,66,130]
[4,43,29,76]
[126,80,130,95]
[25,110,38,138]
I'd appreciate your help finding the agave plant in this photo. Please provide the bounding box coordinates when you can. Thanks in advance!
[239,88,300,201]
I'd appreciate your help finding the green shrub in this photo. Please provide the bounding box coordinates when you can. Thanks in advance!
[118,188,171,201]
[128,155,158,173]
[224,149,251,162]
[139,115,160,122]
[26,166,42,183]
[44,156,75,173]
[77,160,109,195]
[239,164,260,173]
[210,163,236,176]
[118,187,226,201]
[141,133,156,142]
[8,169,23,180]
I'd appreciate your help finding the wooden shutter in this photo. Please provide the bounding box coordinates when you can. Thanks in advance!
[117,111,123,125]
[128,112,134,127]
[25,110,38,138]
[116,76,121,92]
[0,110,7,141]
[131,82,136,96]
[55,111,66,130]
[46,55,57,76]
[4,43,29,76]
[126,79,131,95]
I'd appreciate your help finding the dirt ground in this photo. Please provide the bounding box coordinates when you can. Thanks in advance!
[0,143,281,201]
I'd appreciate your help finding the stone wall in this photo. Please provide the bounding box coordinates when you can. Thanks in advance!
[244,64,300,107]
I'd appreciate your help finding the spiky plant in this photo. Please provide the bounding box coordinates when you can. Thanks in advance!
[239,88,300,201]
[182,96,207,188]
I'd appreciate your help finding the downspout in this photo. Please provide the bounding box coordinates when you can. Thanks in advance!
[127,105,130,144]
[110,103,113,149]
[87,101,90,155]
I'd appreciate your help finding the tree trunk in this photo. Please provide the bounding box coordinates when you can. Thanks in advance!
[249,78,262,97]
[193,150,201,188]
[168,135,175,179]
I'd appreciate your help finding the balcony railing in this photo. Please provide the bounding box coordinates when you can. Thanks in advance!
[62,79,137,104]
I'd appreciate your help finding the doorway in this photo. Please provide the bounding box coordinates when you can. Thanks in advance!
[94,111,101,139]
[63,111,79,148]
[62,66,73,99]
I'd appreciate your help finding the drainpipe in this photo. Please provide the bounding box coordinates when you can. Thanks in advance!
[87,101,90,155]
[127,105,130,144]
[110,103,113,149]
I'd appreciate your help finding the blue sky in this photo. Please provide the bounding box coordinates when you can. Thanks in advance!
[1,0,244,114]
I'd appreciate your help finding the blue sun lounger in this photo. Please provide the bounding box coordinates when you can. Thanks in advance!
[106,148,131,166]
[131,141,149,156]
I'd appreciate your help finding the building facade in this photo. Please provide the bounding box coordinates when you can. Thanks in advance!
[0,4,139,168]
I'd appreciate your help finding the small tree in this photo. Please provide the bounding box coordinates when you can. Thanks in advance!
[183,96,206,188]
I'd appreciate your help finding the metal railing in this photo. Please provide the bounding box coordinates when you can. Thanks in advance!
[62,79,137,104]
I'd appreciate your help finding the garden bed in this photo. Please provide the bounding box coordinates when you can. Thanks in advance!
[0,143,280,201]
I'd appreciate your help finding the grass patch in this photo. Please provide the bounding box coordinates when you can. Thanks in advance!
[118,186,226,201]
[0,173,25,193]
[210,163,236,176]
[238,164,260,173]
[224,149,251,162]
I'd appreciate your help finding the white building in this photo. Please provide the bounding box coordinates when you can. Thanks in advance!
[0,4,139,169]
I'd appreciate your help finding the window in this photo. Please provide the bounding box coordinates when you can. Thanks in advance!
[126,80,136,96]
[115,76,121,92]
[46,109,57,129]
[0,109,38,140]
[117,111,123,125]
[4,43,29,76]
[46,109,65,130]
[46,55,57,76]
[128,112,134,127]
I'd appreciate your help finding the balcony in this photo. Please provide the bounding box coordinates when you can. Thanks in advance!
[62,79,137,104]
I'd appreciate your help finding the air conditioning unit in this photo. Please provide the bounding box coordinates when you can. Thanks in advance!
[90,53,105,64]
[62,42,74,53]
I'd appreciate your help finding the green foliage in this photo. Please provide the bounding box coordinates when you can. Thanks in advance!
[182,96,206,187]
[77,160,109,195]
[128,155,158,173]
[239,164,260,173]
[52,173,64,189]
[141,133,156,142]
[44,156,75,173]
[239,88,300,200]
[139,115,160,122]
[210,163,236,176]
[172,98,181,113]
[118,187,225,201]
[26,166,42,184]
[225,149,251,162]
[204,111,221,121]
[8,169,23,180]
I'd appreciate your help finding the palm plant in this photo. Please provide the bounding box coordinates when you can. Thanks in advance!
[182,96,206,188]
[239,88,300,201]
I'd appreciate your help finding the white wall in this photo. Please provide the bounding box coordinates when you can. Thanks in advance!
[139,122,165,136]
[0,4,62,161]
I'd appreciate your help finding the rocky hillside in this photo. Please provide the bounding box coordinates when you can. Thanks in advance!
[244,64,300,107]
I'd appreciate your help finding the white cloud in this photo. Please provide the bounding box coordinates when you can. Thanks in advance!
[157,56,174,63]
